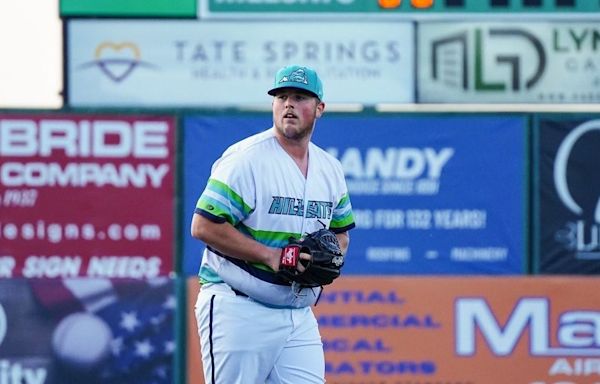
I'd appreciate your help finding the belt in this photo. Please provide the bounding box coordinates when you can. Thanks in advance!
[231,287,248,297]
[207,246,291,286]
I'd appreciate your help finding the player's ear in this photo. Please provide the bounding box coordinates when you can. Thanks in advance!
[315,101,325,118]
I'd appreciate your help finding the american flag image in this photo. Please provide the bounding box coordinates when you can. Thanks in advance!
[29,277,176,384]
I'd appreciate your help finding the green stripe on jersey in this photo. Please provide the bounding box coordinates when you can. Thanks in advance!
[196,195,237,224]
[331,193,355,229]
[207,179,252,216]
[330,212,355,229]
[196,179,253,224]
[238,223,299,248]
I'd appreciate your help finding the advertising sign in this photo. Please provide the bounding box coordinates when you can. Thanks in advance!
[60,0,196,17]
[186,276,600,384]
[418,22,600,103]
[0,278,175,384]
[198,0,600,18]
[182,115,271,275]
[533,116,600,274]
[182,114,526,276]
[0,114,175,278]
[67,20,414,107]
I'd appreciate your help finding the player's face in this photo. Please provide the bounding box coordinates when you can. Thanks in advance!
[272,89,324,141]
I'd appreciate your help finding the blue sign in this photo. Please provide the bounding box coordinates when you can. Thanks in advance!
[182,114,527,275]
[534,116,600,274]
[182,115,271,275]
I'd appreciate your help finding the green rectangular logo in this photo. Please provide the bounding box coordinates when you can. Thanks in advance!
[60,0,196,17]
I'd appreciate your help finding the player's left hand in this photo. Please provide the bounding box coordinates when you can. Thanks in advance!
[277,229,345,287]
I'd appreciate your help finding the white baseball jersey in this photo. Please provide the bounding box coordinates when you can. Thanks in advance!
[195,127,355,308]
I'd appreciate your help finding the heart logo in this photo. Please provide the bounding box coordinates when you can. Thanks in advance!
[94,42,142,83]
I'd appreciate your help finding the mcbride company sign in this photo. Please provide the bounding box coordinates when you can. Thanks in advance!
[0,114,176,278]
[419,22,600,103]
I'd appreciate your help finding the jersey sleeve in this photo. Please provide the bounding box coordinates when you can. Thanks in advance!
[195,154,255,226]
[329,162,356,233]
[330,192,355,233]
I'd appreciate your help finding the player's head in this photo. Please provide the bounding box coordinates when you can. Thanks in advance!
[268,65,323,101]
[269,65,325,141]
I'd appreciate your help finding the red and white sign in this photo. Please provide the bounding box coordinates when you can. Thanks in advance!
[0,114,176,278]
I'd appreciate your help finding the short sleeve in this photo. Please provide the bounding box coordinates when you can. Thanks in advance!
[195,154,255,226]
[329,162,355,233]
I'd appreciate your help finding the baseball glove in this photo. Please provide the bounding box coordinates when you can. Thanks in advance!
[278,228,345,287]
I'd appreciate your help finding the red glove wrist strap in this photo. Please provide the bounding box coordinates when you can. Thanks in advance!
[280,245,300,268]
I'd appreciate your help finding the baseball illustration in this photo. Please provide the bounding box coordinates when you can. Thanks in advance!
[51,312,113,372]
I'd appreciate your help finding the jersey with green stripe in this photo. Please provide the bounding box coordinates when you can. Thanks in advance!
[195,127,355,298]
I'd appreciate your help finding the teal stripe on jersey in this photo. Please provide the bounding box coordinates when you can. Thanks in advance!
[337,193,351,209]
[331,211,355,229]
[196,179,253,224]
[330,193,355,229]
[198,265,223,283]
[197,195,238,225]
[207,178,252,216]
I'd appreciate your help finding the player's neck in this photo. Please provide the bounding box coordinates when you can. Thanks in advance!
[275,135,309,178]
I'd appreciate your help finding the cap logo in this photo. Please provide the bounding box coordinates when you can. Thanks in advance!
[268,65,322,99]
[279,68,309,86]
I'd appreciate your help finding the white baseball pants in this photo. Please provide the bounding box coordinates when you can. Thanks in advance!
[195,283,325,384]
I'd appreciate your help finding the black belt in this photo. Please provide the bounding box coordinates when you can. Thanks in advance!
[207,245,291,286]
[231,287,248,297]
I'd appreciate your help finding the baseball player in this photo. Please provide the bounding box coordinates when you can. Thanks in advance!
[191,64,355,383]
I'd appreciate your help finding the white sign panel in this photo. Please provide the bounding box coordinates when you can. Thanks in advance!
[68,20,414,107]
[418,21,600,103]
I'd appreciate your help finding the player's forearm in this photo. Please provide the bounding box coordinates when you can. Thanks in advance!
[191,213,279,269]
[336,231,350,255]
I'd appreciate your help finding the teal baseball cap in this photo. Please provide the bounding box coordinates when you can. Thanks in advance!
[267,65,323,100]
